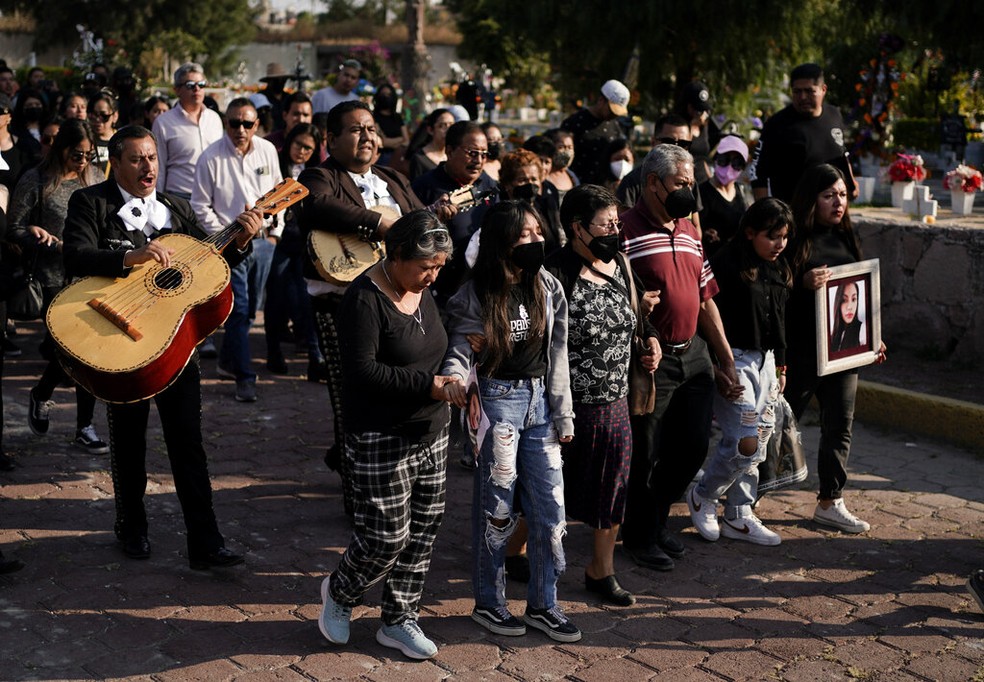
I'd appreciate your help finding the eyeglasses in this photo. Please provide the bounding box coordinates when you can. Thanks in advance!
[584,218,622,235]
[89,111,114,123]
[228,119,256,130]
[715,155,746,170]
[656,137,692,150]
[69,149,96,163]
[459,148,489,160]
[182,80,208,90]
[292,141,315,152]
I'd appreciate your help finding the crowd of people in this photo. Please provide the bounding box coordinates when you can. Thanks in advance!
[7,54,954,657]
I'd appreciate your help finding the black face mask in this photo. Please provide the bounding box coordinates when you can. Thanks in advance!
[659,178,697,219]
[375,95,395,110]
[511,241,545,273]
[23,107,43,123]
[512,183,537,204]
[487,142,502,161]
[582,233,620,264]
[553,150,572,168]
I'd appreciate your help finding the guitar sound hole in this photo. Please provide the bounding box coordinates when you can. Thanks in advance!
[154,268,184,290]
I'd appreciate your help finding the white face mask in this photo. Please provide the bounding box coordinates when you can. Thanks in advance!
[610,159,633,181]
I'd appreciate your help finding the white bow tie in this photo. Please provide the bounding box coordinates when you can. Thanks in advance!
[119,196,170,237]
[352,172,390,207]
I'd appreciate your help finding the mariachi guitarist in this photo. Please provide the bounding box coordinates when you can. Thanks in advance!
[62,125,264,570]
[296,101,454,517]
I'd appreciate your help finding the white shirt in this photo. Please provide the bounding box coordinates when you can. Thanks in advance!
[311,86,358,115]
[190,135,283,237]
[152,104,224,196]
[116,185,173,237]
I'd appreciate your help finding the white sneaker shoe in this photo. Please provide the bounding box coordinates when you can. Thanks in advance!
[687,486,720,541]
[813,498,870,533]
[721,511,781,546]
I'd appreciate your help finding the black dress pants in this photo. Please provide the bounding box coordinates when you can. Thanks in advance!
[622,337,715,550]
[107,362,223,558]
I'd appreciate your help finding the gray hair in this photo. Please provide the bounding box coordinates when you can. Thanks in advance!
[641,144,694,184]
[174,62,205,85]
[383,210,453,262]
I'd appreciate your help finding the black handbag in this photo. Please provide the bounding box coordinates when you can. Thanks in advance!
[624,257,656,415]
[2,247,43,321]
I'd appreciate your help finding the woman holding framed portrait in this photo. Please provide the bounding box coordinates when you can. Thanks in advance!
[785,164,886,535]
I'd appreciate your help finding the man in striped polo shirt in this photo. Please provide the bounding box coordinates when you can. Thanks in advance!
[618,144,739,572]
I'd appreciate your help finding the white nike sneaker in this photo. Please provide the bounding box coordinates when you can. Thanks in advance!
[721,511,781,546]
[687,486,720,541]
[813,498,870,533]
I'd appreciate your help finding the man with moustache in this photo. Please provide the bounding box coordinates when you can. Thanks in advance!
[411,120,496,304]
[296,101,426,514]
[153,63,224,201]
[192,98,283,403]
[62,125,264,569]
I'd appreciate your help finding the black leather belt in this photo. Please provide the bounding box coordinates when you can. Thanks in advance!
[662,337,693,356]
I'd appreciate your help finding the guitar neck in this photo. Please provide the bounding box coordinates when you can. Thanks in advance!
[201,178,309,253]
[205,221,248,253]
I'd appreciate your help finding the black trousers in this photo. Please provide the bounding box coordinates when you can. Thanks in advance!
[622,336,715,550]
[107,362,223,558]
[783,346,858,501]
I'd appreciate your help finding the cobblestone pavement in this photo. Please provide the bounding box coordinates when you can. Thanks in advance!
[1,320,981,681]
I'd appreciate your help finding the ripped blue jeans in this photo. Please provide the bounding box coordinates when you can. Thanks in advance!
[696,349,779,518]
[472,376,566,611]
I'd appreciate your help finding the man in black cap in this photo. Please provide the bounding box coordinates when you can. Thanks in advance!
[751,63,856,202]
[678,81,720,184]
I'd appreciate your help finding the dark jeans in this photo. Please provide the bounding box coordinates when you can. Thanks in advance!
[264,242,320,362]
[35,286,96,430]
[622,336,715,550]
[784,349,858,500]
[107,362,224,558]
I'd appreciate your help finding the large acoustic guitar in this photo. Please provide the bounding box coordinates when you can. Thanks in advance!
[309,184,495,285]
[46,179,308,404]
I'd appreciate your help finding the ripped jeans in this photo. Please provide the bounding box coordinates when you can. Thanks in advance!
[695,349,779,518]
[472,376,566,611]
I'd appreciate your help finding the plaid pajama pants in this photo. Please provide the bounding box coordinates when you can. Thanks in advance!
[328,428,449,625]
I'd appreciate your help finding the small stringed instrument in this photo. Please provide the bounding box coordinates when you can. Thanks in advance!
[47,178,308,403]
[309,183,495,285]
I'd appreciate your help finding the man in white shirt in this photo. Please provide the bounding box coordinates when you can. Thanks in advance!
[153,63,224,200]
[192,98,283,402]
[311,59,362,115]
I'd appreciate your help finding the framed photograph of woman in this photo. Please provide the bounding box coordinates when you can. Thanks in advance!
[815,258,882,376]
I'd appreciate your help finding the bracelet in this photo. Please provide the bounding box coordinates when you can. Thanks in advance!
[776,365,787,378]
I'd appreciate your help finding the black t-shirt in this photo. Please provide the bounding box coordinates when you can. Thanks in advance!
[484,286,547,380]
[337,274,450,440]
[751,103,853,203]
[375,111,405,149]
[561,108,625,186]
[698,180,747,256]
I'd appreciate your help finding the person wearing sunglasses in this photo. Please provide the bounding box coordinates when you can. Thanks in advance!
[151,62,223,201]
[7,119,107,454]
[698,135,750,257]
[191,98,283,403]
[87,92,118,176]
[410,120,497,304]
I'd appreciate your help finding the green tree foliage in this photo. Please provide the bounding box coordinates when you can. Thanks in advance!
[0,0,257,79]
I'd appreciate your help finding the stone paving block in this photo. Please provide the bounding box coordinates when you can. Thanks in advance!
[294,651,383,680]
[365,657,456,681]
[904,652,981,681]
[572,655,657,681]
[877,630,960,656]
[155,659,243,681]
[627,644,709,673]
[433,641,504,673]
[231,668,310,681]
[702,649,783,682]
[782,594,857,624]
[829,639,908,674]
[680,620,757,652]
[611,613,690,644]
[777,658,852,681]
[229,652,303,672]
[755,631,829,662]
[83,647,177,679]
[497,645,581,680]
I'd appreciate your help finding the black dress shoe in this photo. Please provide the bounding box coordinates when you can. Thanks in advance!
[0,451,16,471]
[656,528,686,559]
[266,355,289,375]
[189,547,245,570]
[624,544,674,571]
[585,573,636,606]
[505,554,530,583]
[121,536,151,560]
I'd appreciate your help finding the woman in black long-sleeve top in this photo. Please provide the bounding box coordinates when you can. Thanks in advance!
[785,164,886,535]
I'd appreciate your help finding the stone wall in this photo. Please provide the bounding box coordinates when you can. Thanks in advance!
[855,209,984,364]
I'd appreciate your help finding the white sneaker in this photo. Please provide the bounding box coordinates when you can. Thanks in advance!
[721,511,781,546]
[687,486,720,541]
[813,499,870,533]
